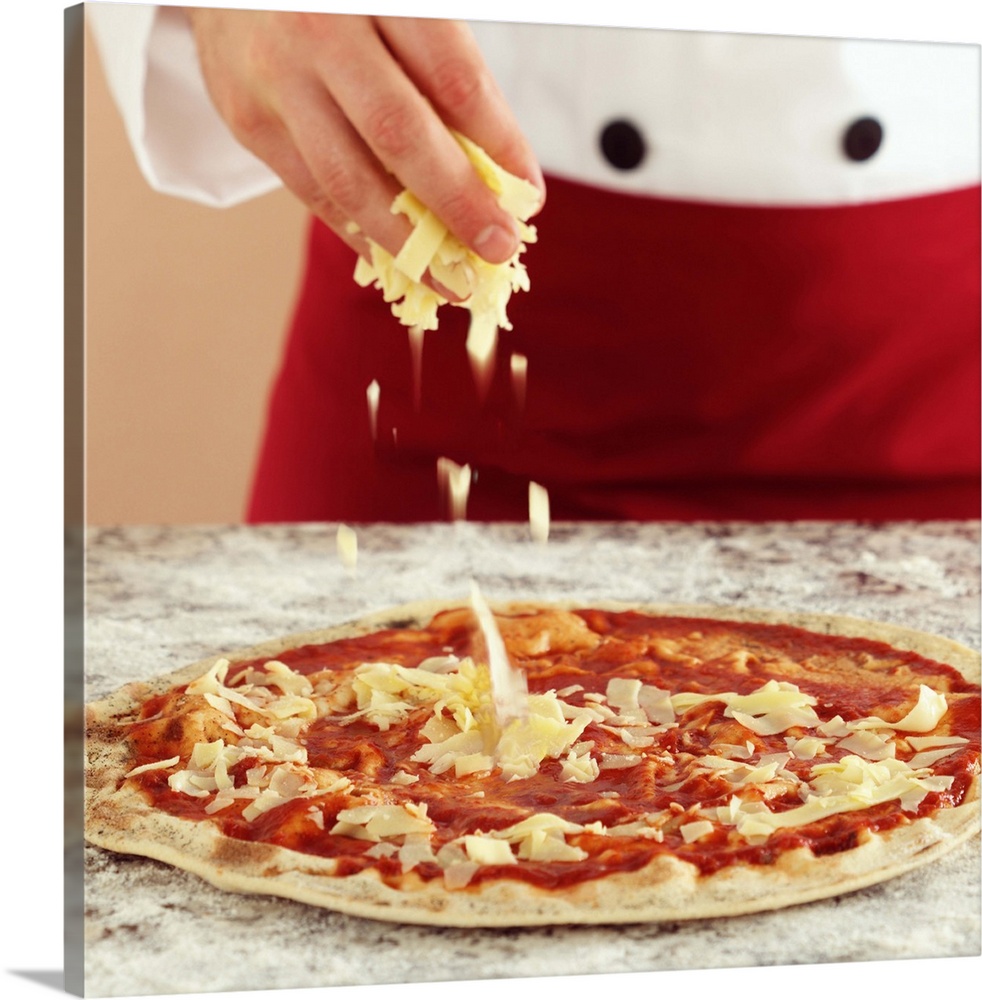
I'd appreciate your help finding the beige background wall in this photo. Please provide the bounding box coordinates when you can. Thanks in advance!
[83,20,308,525]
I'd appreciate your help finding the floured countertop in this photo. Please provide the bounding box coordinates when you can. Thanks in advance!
[73,520,981,997]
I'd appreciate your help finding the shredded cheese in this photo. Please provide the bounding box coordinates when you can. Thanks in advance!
[130,619,968,889]
[680,820,715,843]
[528,481,550,544]
[336,523,358,573]
[330,802,436,842]
[510,352,528,409]
[125,756,181,777]
[436,457,472,521]
[849,684,949,733]
[353,132,541,389]
[365,380,380,439]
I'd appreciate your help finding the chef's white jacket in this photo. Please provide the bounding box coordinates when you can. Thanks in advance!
[87,3,980,209]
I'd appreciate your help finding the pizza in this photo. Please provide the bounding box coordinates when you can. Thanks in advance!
[84,600,981,927]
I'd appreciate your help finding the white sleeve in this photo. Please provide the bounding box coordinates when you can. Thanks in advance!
[87,2,282,207]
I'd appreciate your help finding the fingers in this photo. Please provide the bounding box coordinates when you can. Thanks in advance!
[312,16,539,263]
[188,9,544,268]
[271,76,416,257]
[272,82,471,300]
[191,10,415,260]
[377,18,545,203]
[237,111,378,261]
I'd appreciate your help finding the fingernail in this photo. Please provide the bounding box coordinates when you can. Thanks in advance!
[429,277,461,302]
[474,223,519,263]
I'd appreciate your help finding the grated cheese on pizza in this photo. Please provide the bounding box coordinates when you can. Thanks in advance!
[112,605,979,892]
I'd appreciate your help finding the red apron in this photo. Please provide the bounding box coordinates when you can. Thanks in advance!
[247,177,980,523]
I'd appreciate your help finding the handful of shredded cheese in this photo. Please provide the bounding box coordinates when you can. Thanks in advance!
[352,132,542,385]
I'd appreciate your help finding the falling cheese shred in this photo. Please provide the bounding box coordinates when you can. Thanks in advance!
[510,352,528,409]
[437,457,472,521]
[365,380,380,439]
[528,481,550,544]
[336,523,358,573]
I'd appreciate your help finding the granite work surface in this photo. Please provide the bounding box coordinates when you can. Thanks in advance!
[77,521,982,997]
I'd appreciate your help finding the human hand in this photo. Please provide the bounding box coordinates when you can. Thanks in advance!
[184,8,545,273]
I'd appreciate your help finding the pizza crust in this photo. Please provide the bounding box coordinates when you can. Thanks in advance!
[85,601,981,927]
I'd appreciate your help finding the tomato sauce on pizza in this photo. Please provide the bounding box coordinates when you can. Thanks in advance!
[118,607,980,891]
